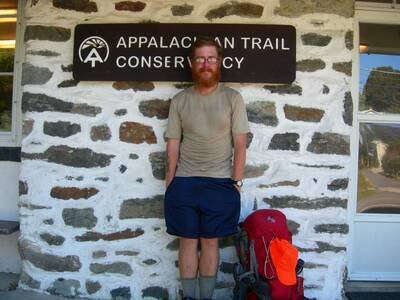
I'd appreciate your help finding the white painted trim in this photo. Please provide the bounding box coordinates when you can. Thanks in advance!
[0,0,25,147]
[350,272,400,282]
[348,7,400,281]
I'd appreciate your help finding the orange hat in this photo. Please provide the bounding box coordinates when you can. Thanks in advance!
[269,238,298,286]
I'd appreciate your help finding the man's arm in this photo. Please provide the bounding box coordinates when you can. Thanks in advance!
[232,133,247,190]
[166,138,180,188]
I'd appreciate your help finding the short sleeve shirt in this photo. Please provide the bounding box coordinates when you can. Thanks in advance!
[166,84,249,178]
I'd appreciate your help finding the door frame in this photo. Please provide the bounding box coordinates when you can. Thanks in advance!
[347,6,400,281]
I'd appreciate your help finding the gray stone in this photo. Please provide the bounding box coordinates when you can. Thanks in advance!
[343,91,353,126]
[264,84,302,95]
[284,104,324,123]
[142,286,169,300]
[43,121,81,138]
[143,259,157,265]
[22,145,114,168]
[345,30,353,50]
[120,195,164,219]
[167,238,179,251]
[129,153,139,160]
[86,280,101,294]
[75,228,144,242]
[323,85,330,94]
[90,262,133,276]
[19,181,28,196]
[333,61,352,76]
[92,251,107,258]
[274,0,354,18]
[287,219,300,235]
[206,1,263,20]
[246,132,253,148]
[22,119,34,136]
[22,92,101,116]
[119,165,127,173]
[299,241,346,253]
[220,262,235,274]
[294,163,343,169]
[304,262,328,269]
[111,287,131,300]
[24,25,71,42]
[258,179,300,189]
[57,79,79,88]
[246,101,278,126]
[139,99,170,120]
[40,233,65,246]
[328,178,349,191]
[26,50,60,56]
[19,203,51,210]
[91,125,111,141]
[0,221,19,234]
[174,82,193,89]
[62,208,97,229]
[47,278,80,298]
[115,109,127,116]
[18,238,81,272]
[20,271,40,289]
[95,177,109,182]
[53,0,98,13]
[22,63,53,85]
[307,132,350,155]
[115,1,146,12]
[149,151,166,180]
[268,133,300,151]
[112,81,154,91]
[43,219,54,225]
[119,122,157,144]
[296,59,326,72]
[314,224,349,234]
[244,164,269,179]
[263,196,347,209]
[71,103,102,116]
[216,281,235,289]
[61,64,73,72]
[171,4,194,16]
[136,178,143,183]
[301,33,332,46]
[116,250,139,256]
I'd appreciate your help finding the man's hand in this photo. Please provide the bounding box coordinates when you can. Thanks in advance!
[233,184,241,193]
[165,174,175,189]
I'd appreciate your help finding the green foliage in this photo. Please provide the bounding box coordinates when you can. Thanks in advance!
[0,49,14,72]
[0,75,13,131]
[364,66,400,113]
[381,141,400,178]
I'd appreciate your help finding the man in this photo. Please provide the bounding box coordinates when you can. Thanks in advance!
[164,36,249,300]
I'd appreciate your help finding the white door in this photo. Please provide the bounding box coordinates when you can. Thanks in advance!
[348,6,400,281]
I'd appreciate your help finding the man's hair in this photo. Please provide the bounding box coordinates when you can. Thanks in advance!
[189,36,223,59]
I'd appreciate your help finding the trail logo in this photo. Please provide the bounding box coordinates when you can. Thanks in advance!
[78,36,109,67]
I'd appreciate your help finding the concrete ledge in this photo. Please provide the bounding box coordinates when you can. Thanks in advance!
[346,281,400,293]
[0,221,19,235]
[0,273,19,292]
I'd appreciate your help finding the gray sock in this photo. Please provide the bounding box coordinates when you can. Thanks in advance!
[199,276,216,299]
[181,277,197,298]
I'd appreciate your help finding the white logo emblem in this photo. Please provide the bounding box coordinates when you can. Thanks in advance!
[79,36,109,68]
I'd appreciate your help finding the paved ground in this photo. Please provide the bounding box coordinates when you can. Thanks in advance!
[0,290,92,300]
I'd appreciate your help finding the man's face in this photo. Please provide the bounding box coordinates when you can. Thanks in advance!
[190,45,221,87]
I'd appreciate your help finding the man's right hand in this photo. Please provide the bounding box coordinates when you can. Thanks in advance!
[165,175,175,189]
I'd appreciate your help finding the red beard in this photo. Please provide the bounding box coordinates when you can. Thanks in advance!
[191,66,221,88]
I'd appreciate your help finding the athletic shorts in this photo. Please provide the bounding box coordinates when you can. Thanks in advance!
[164,176,241,238]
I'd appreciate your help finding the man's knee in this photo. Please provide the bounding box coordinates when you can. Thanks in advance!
[180,237,198,250]
[200,238,219,250]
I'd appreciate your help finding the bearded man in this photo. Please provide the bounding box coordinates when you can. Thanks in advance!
[164,36,249,300]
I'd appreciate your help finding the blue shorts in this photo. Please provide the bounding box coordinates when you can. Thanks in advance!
[164,176,241,238]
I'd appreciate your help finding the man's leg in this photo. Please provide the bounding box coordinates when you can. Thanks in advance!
[198,238,219,299]
[179,238,199,299]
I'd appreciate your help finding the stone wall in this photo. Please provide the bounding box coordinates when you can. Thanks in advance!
[19,0,354,299]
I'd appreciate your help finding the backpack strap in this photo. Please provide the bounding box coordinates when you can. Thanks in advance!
[249,240,259,280]
[262,235,275,279]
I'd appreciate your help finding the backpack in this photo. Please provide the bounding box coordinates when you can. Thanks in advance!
[233,209,306,300]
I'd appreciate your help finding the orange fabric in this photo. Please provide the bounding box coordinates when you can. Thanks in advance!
[269,238,298,286]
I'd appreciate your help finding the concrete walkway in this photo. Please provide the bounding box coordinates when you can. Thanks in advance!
[0,289,93,300]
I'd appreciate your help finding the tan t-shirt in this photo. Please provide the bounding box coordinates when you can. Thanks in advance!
[166,84,250,178]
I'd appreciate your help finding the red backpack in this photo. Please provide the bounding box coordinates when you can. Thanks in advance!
[233,209,306,300]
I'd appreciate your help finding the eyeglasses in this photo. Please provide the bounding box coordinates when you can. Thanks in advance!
[192,56,220,64]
